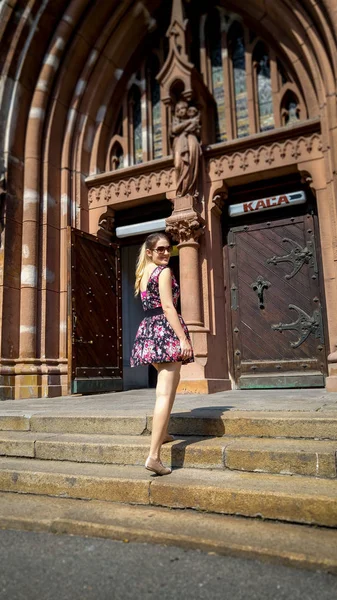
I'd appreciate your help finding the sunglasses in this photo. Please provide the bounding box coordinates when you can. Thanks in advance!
[152,245,172,254]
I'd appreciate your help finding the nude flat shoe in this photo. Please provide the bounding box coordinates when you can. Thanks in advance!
[145,457,172,476]
[163,433,175,443]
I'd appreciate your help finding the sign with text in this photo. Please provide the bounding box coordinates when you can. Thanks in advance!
[229,191,306,217]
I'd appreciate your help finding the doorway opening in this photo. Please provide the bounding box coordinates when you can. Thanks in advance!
[116,200,179,390]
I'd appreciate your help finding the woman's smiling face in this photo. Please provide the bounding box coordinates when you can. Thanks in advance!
[147,237,172,266]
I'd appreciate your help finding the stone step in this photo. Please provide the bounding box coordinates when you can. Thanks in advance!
[0,431,336,478]
[1,411,337,439]
[0,432,224,470]
[1,492,337,573]
[224,437,337,478]
[0,458,336,527]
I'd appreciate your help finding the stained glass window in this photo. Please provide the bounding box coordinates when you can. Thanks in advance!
[206,10,227,142]
[229,24,249,138]
[149,56,163,160]
[131,85,142,164]
[255,44,275,132]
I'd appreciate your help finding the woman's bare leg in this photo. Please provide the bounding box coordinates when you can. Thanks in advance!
[148,362,181,461]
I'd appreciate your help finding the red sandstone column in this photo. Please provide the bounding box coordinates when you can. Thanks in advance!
[19,11,81,359]
[177,238,203,326]
[166,209,205,327]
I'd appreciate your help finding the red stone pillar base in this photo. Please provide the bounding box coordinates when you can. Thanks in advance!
[326,351,337,392]
[177,378,232,394]
[0,359,68,399]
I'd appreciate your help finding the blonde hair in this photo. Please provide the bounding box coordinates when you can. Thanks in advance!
[134,232,170,297]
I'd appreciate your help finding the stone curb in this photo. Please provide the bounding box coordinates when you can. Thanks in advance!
[0,493,337,574]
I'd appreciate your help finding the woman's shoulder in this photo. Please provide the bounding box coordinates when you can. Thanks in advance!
[157,265,172,282]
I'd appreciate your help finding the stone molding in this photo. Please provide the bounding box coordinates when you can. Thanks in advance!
[208,132,323,182]
[88,167,176,208]
[87,125,323,211]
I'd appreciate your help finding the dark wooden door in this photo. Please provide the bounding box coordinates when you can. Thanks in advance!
[68,228,123,394]
[227,214,326,388]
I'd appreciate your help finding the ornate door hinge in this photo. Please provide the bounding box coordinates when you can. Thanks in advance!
[266,237,318,280]
[271,304,324,348]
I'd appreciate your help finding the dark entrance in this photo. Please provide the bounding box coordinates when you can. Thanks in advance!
[225,186,327,389]
[68,228,123,394]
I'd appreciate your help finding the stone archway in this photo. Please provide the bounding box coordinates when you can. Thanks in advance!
[1,0,337,397]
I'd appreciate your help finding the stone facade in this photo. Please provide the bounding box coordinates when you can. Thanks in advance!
[1,0,337,398]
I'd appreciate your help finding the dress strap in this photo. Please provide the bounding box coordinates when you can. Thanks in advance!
[150,265,170,283]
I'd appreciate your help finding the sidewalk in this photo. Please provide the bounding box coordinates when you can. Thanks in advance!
[1,388,337,418]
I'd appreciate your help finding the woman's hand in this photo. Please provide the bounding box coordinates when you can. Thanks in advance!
[179,336,193,361]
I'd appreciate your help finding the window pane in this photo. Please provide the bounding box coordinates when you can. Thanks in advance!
[232,33,249,138]
[151,75,163,159]
[132,87,143,164]
[257,51,275,132]
[207,11,227,142]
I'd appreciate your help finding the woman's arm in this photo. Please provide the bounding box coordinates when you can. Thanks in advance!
[158,268,192,358]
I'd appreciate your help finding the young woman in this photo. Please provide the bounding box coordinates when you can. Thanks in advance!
[130,232,194,475]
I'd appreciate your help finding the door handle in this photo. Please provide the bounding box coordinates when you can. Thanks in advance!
[73,337,93,345]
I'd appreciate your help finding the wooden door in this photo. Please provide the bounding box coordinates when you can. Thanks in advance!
[68,228,123,394]
[227,214,327,388]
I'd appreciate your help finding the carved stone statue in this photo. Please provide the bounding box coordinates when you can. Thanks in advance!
[171,100,202,198]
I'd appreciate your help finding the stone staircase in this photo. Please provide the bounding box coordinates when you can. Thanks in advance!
[1,410,337,528]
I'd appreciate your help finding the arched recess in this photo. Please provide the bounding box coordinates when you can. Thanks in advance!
[280,88,303,126]
[1,0,337,397]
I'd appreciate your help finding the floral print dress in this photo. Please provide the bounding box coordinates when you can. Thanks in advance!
[130,265,194,366]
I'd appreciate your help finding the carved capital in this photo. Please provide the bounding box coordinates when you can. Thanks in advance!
[166,209,205,244]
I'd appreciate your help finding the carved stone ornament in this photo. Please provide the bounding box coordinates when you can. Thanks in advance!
[209,133,323,183]
[88,167,175,208]
[171,99,202,198]
[211,190,228,217]
[98,208,115,240]
[156,0,194,102]
[166,210,205,244]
